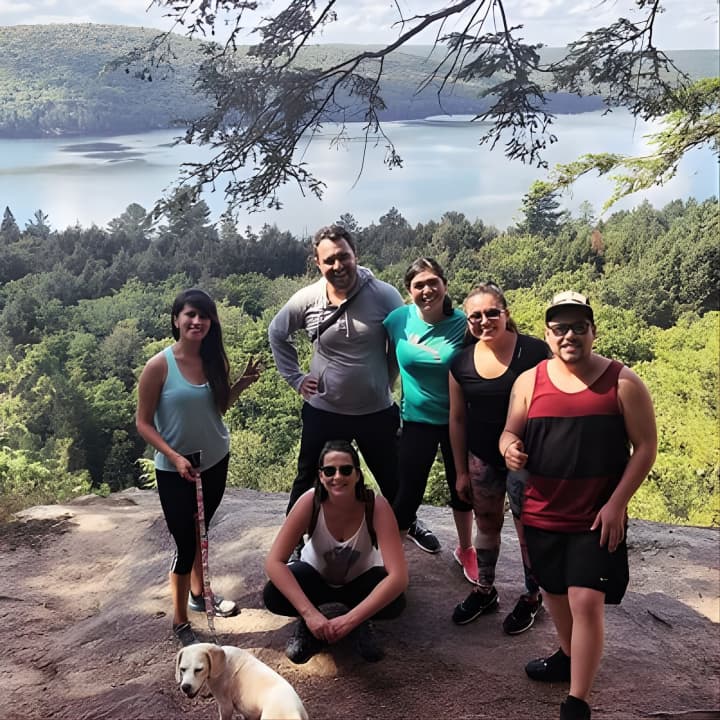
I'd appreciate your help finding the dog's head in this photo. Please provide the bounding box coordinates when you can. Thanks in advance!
[175,643,228,698]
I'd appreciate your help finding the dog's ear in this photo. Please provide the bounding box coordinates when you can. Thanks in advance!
[175,648,185,683]
[206,645,227,679]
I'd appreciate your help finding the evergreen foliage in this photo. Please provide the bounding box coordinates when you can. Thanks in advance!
[0,22,713,144]
[0,194,716,527]
[542,78,720,208]
[0,24,210,137]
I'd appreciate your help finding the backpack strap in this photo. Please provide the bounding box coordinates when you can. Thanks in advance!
[307,487,377,549]
[308,488,322,540]
[310,283,366,343]
[364,489,377,549]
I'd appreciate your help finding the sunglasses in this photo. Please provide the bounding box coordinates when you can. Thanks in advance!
[319,464,356,477]
[547,322,591,337]
[467,308,504,323]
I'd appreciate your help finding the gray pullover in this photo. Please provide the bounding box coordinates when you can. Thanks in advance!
[268,267,403,415]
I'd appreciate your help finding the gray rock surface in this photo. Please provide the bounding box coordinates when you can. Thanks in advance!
[1,487,718,719]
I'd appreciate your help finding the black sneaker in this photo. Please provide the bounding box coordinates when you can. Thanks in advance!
[525,648,571,682]
[502,593,543,635]
[407,518,441,553]
[173,622,198,647]
[285,619,322,664]
[452,587,499,625]
[352,620,384,662]
[560,695,591,720]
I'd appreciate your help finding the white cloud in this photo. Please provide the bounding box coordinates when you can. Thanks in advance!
[2,0,717,48]
[0,1,35,19]
[516,0,567,20]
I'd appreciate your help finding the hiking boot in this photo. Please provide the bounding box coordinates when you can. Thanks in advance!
[408,518,441,553]
[173,622,198,647]
[560,695,591,720]
[352,620,384,662]
[525,648,571,682]
[452,587,499,625]
[188,591,239,618]
[502,593,543,635]
[285,619,322,664]
[453,545,479,584]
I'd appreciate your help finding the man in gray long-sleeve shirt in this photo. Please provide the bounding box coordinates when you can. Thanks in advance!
[268,224,404,511]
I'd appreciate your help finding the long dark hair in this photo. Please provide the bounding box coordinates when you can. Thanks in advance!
[403,257,453,316]
[171,288,231,413]
[463,281,519,345]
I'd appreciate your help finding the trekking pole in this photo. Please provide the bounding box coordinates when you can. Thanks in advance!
[188,452,218,642]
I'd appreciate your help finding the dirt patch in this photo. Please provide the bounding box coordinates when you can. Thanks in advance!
[1,488,718,720]
[0,514,76,548]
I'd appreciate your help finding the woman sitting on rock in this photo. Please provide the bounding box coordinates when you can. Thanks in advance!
[263,440,407,664]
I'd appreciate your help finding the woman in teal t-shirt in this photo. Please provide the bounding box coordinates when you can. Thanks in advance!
[383,258,476,583]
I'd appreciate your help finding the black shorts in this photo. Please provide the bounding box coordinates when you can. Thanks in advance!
[523,525,629,604]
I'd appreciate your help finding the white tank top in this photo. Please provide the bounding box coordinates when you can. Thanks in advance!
[300,505,383,587]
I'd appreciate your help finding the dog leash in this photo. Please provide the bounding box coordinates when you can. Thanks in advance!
[194,471,218,641]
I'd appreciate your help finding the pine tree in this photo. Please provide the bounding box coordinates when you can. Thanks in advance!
[1,206,21,243]
[517,183,568,237]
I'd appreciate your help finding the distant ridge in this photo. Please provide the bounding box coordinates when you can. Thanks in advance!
[0,24,715,138]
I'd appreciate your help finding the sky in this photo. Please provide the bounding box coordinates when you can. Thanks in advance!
[1,0,718,49]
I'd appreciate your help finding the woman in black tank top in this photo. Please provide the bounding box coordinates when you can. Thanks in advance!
[448,282,549,634]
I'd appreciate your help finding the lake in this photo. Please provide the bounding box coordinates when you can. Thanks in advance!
[0,110,717,235]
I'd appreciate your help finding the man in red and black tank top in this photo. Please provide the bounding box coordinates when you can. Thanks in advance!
[500,292,657,720]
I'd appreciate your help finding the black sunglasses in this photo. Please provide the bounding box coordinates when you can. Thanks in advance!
[319,464,356,477]
[467,308,504,323]
[547,322,591,337]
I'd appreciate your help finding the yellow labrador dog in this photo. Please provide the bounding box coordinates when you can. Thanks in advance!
[176,643,309,720]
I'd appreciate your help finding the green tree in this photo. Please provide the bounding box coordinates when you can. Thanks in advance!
[0,443,91,521]
[516,183,569,237]
[102,429,138,491]
[24,209,51,239]
[107,203,152,256]
[543,78,720,209]
[1,206,20,243]
[359,207,416,268]
[428,212,494,264]
[631,313,719,525]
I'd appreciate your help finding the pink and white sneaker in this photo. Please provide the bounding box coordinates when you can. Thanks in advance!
[453,545,479,585]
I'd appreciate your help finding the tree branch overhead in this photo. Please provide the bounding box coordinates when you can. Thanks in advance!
[126,1,710,213]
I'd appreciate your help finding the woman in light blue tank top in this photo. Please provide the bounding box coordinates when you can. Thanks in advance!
[136,288,261,646]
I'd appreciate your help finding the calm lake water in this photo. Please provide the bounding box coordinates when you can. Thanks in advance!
[0,111,717,234]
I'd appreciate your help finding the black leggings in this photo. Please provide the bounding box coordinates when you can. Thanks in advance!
[156,454,229,575]
[286,402,400,511]
[263,562,406,619]
[393,421,472,531]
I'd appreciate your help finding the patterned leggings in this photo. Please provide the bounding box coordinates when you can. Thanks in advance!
[467,451,538,595]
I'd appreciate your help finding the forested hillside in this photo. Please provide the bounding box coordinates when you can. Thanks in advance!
[0,195,717,527]
[0,24,716,137]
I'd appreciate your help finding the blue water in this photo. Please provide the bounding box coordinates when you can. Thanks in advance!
[1,111,716,234]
